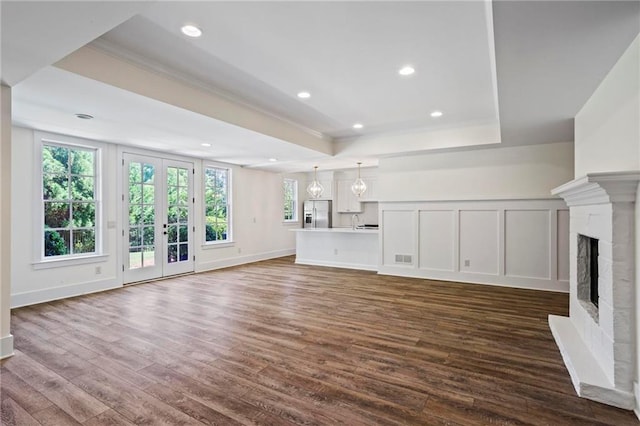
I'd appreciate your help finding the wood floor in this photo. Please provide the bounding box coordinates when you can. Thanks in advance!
[1,256,637,425]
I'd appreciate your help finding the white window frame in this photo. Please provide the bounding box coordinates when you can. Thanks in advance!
[34,132,105,267]
[283,178,298,223]
[203,165,232,246]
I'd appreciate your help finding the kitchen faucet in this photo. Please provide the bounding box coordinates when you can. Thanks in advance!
[351,214,360,230]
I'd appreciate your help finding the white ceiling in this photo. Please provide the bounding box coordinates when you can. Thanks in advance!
[12,66,328,168]
[5,1,640,173]
[95,1,499,140]
[493,0,640,146]
[0,1,147,85]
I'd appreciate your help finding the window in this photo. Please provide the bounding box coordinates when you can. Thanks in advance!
[42,143,98,258]
[204,166,230,243]
[283,178,298,222]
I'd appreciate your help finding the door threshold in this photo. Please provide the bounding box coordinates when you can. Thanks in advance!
[124,271,196,286]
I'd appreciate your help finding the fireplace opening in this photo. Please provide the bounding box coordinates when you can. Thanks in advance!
[577,234,599,322]
[589,237,599,307]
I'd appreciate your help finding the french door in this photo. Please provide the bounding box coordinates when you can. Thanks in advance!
[123,153,194,283]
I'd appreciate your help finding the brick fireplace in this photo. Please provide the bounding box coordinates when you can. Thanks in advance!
[550,171,639,409]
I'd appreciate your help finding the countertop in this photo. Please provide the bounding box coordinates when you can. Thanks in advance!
[291,227,379,234]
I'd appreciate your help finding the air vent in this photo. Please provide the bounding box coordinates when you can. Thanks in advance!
[395,254,413,264]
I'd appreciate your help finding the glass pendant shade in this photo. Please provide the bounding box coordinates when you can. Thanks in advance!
[306,166,324,198]
[351,162,367,197]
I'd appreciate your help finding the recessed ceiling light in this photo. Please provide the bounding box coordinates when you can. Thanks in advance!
[201,143,211,147]
[75,113,93,120]
[352,123,363,129]
[268,158,278,162]
[297,91,311,99]
[398,66,415,76]
[430,110,443,118]
[181,24,202,38]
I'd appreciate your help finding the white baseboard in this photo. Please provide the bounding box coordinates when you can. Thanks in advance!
[11,278,121,308]
[634,382,640,421]
[11,250,296,308]
[0,334,14,359]
[295,258,378,272]
[377,265,569,293]
[196,249,295,273]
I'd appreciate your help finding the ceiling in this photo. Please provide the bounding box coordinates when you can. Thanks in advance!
[4,1,640,173]
[13,66,324,167]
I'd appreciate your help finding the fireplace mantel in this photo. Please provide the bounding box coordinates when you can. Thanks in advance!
[552,171,640,206]
[550,171,640,410]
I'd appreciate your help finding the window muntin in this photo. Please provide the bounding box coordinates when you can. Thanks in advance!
[204,166,230,243]
[283,178,298,222]
[42,143,97,258]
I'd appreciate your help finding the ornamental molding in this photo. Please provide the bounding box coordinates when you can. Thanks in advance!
[552,171,640,207]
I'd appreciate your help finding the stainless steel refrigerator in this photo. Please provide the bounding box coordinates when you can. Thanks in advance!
[303,200,332,228]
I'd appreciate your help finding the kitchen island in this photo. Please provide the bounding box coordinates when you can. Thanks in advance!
[292,228,379,271]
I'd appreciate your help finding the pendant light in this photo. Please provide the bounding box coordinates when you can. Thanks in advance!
[351,162,367,197]
[307,166,324,198]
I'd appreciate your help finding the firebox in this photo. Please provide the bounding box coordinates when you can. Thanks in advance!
[577,234,599,322]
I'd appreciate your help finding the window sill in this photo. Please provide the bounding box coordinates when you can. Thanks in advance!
[282,221,300,226]
[201,241,235,250]
[32,254,109,270]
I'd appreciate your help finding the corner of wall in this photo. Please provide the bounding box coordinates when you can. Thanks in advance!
[634,381,640,421]
[0,333,14,359]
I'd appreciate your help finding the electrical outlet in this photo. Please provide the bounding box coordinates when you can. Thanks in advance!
[238,248,242,254]
[95,266,102,274]
[464,259,470,267]
[334,249,338,255]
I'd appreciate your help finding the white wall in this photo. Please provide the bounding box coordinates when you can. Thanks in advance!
[195,166,303,271]
[372,139,574,293]
[636,184,640,414]
[379,199,570,292]
[1,86,13,359]
[570,35,640,416]
[11,127,300,307]
[378,141,574,201]
[11,128,121,307]
[575,35,640,178]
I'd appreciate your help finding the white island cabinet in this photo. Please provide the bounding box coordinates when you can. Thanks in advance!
[292,228,379,271]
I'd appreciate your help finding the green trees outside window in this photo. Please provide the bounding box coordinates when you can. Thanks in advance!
[283,179,297,221]
[128,161,156,268]
[204,167,230,242]
[42,144,97,257]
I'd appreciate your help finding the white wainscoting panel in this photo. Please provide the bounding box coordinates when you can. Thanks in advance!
[419,210,455,271]
[557,209,570,282]
[378,199,569,292]
[459,210,499,275]
[505,210,550,279]
[382,210,416,267]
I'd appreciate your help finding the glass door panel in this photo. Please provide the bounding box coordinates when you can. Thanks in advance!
[128,162,155,268]
[123,154,193,283]
[163,162,193,276]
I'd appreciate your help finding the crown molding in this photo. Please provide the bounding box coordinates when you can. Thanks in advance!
[89,39,331,143]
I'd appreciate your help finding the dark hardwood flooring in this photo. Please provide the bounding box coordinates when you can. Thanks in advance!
[1,256,637,425]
